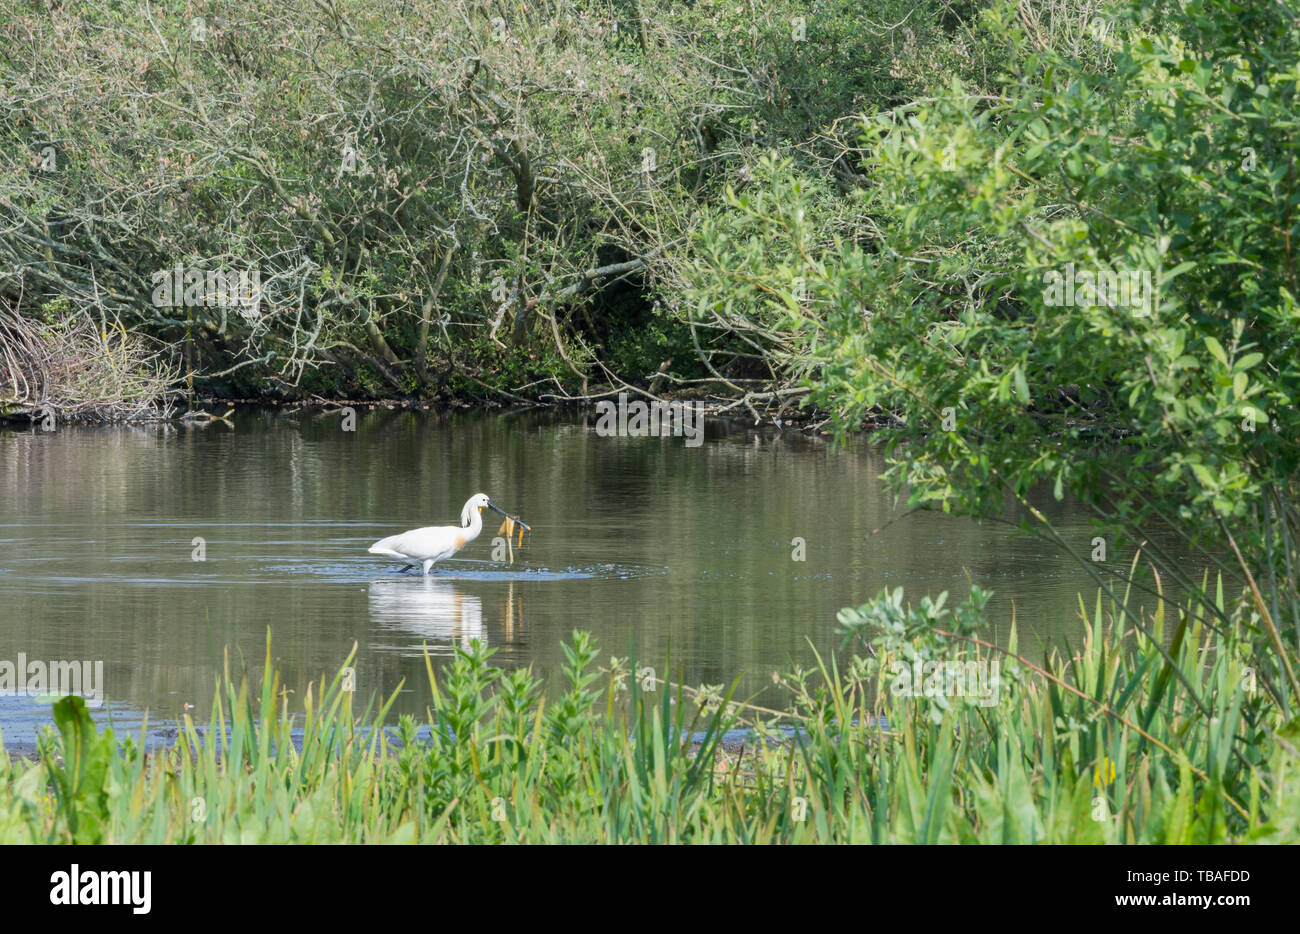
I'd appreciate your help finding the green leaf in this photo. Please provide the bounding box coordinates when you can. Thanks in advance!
[1013,365,1031,404]
[1161,261,1197,282]
[1233,352,1263,372]
[1203,337,1228,367]
[1191,463,1218,488]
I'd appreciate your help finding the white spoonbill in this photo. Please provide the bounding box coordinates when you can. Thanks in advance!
[368,493,529,574]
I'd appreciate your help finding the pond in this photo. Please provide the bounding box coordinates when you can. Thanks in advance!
[0,407,1157,747]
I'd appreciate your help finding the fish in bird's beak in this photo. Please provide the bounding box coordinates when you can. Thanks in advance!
[487,501,531,531]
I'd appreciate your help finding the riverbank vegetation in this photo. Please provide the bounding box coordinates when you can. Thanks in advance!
[687,0,1300,844]
[0,299,178,421]
[3,0,1089,417]
[2,589,1295,843]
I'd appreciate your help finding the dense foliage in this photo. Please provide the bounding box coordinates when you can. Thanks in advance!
[1,0,1011,407]
[692,0,1300,711]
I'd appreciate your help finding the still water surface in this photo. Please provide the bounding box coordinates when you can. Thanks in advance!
[0,408,1137,744]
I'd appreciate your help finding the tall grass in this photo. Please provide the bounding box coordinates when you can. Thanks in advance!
[2,582,1297,843]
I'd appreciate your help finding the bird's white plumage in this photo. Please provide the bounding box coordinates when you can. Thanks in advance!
[368,493,493,574]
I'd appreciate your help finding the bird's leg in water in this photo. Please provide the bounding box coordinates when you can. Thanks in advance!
[398,564,415,573]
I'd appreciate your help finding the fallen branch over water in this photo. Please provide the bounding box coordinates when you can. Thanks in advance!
[179,407,235,426]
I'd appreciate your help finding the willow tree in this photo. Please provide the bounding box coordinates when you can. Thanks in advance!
[691,0,1300,712]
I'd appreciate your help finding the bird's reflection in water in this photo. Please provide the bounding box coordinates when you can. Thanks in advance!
[368,578,484,650]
